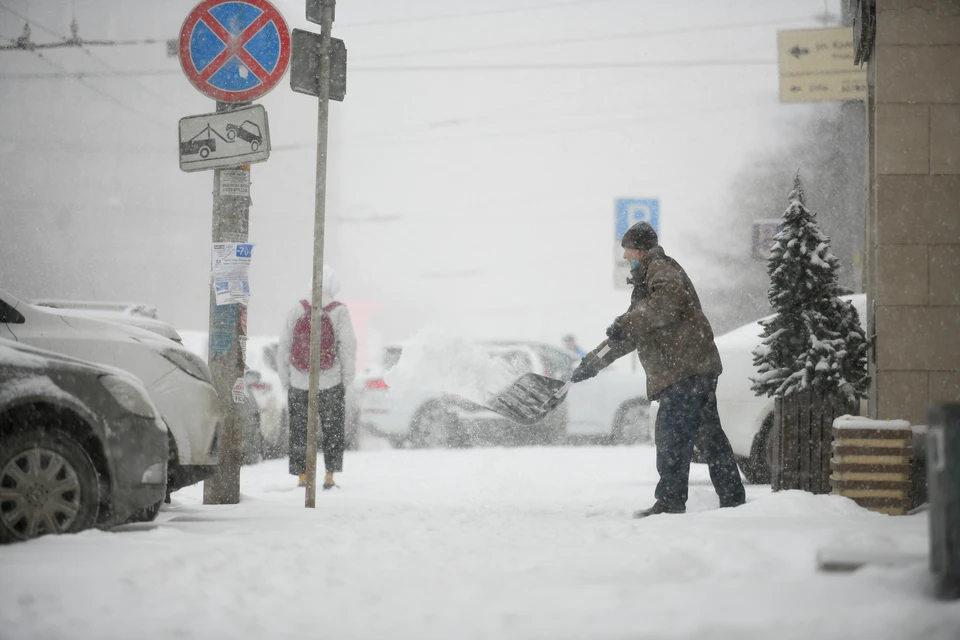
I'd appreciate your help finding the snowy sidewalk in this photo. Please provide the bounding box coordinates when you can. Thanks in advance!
[3,445,959,640]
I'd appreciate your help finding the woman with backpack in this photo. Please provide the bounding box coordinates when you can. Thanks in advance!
[278,265,357,489]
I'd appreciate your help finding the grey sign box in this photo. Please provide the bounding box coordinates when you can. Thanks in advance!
[290,29,346,102]
[306,0,335,24]
[179,104,271,172]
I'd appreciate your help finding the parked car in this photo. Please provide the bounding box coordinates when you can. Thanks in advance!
[225,121,263,150]
[357,340,650,448]
[31,299,160,319]
[0,288,221,494]
[32,300,183,343]
[713,294,868,484]
[0,338,168,542]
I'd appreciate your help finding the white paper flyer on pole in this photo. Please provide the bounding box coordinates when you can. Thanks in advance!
[211,242,253,305]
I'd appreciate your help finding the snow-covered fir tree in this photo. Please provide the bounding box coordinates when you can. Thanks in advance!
[751,173,869,398]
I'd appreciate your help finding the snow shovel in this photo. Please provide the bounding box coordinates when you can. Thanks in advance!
[486,345,612,426]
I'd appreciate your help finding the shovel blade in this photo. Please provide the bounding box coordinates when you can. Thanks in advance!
[486,373,569,425]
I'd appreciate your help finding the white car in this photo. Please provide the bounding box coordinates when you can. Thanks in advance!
[358,341,651,447]
[713,294,868,484]
[0,287,221,492]
[243,337,289,458]
[34,304,184,344]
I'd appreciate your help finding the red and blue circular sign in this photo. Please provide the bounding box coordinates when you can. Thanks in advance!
[179,0,291,103]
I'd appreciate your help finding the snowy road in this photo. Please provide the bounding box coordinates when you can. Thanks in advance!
[3,443,959,640]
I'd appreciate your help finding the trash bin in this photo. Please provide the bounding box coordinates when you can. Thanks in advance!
[927,403,960,600]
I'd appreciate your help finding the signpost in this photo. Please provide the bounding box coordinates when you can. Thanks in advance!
[614,198,659,289]
[290,0,344,509]
[178,0,290,505]
[752,219,782,261]
[179,0,290,103]
[777,27,866,104]
[179,104,271,171]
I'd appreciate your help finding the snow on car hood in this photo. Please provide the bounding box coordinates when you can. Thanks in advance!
[0,374,89,415]
[384,327,526,405]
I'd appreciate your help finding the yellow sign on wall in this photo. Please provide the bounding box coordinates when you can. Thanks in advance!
[778,27,866,103]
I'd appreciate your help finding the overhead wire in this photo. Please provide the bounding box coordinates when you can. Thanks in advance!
[0,2,179,111]
[354,16,815,62]
[0,55,778,81]
[337,0,629,28]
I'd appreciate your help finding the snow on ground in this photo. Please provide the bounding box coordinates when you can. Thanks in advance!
[3,443,959,640]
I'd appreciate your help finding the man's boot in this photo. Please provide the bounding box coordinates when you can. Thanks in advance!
[632,501,685,519]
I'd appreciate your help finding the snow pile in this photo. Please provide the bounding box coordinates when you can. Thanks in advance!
[3,446,956,640]
[384,327,525,404]
[834,415,912,431]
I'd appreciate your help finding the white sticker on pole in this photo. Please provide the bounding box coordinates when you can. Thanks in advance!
[211,242,253,306]
[220,169,250,197]
[232,377,246,403]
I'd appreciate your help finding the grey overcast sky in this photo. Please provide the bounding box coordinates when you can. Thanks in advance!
[0,0,841,367]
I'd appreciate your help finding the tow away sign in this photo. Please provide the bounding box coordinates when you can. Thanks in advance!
[178,103,270,171]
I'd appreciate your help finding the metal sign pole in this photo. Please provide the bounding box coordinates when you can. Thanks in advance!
[304,0,335,509]
[203,101,251,505]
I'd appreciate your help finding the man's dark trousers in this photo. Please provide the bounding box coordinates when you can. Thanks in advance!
[654,373,745,510]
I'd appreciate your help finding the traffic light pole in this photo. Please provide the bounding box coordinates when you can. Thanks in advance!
[203,100,251,506]
[304,0,335,508]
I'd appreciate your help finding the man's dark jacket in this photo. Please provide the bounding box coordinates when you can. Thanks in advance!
[585,246,722,399]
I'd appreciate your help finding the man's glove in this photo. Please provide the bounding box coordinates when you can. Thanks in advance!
[606,316,628,343]
[570,361,599,383]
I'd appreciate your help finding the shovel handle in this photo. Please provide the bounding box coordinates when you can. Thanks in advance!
[553,344,612,399]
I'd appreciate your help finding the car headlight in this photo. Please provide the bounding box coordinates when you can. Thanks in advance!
[99,375,157,419]
[141,462,166,484]
[162,348,211,382]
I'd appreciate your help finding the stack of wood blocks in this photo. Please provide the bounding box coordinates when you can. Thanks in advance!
[830,416,913,515]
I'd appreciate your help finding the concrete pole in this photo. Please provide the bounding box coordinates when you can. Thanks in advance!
[203,100,251,505]
[305,0,335,508]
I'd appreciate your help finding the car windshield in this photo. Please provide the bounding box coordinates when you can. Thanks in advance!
[488,349,533,375]
[532,344,577,378]
[382,346,403,371]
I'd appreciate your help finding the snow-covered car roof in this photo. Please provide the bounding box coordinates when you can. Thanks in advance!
[32,299,159,319]
[42,308,182,343]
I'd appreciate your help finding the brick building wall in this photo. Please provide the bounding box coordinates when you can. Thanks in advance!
[866,0,960,424]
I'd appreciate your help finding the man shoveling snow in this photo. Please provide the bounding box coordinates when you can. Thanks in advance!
[572,221,746,518]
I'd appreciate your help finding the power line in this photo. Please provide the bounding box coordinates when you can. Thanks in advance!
[6,42,168,130]
[349,59,777,72]
[337,0,627,28]
[0,3,165,50]
[354,16,815,62]
[0,4,177,109]
[0,58,776,81]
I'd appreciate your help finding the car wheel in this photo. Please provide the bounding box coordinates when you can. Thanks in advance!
[742,415,775,485]
[251,140,260,152]
[612,400,652,445]
[199,146,210,158]
[409,402,458,449]
[0,428,100,543]
[226,129,237,141]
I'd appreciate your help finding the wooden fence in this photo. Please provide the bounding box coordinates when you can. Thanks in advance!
[772,388,859,493]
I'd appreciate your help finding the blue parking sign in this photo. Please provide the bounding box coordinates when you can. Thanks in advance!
[615,198,660,242]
